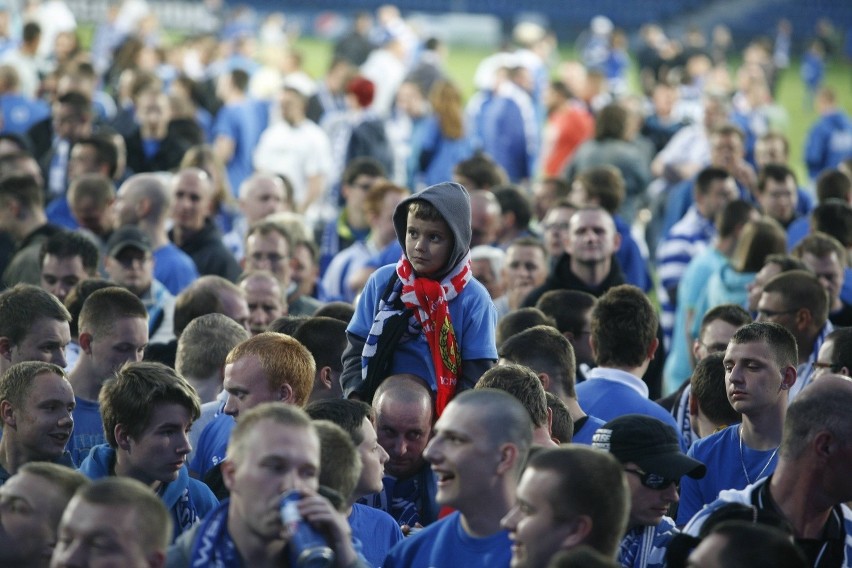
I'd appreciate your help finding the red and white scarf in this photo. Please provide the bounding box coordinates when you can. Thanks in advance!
[397,252,472,415]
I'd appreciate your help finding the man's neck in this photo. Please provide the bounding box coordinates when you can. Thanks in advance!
[171,224,203,247]
[187,377,221,405]
[458,489,513,538]
[138,221,169,249]
[344,205,368,232]
[113,455,162,492]
[797,332,817,364]
[228,514,286,568]
[741,408,785,451]
[715,236,737,257]
[533,427,558,447]
[140,124,167,140]
[769,461,835,539]
[68,360,106,402]
[0,438,26,477]
[285,114,306,128]
[15,214,47,243]
[226,92,246,105]
[569,258,612,289]
[562,396,587,422]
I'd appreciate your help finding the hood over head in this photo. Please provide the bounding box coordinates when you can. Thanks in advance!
[393,182,472,279]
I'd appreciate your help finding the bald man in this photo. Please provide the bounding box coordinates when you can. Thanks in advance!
[114,173,198,294]
[368,374,438,530]
[168,168,241,281]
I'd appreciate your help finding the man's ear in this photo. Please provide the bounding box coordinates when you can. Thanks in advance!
[0,400,16,429]
[137,197,152,218]
[688,392,699,419]
[781,366,797,392]
[0,336,13,362]
[813,430,835,462]
[794,308,812,333]
[221,459,236,491]
[8,198,21,220]
[279,382,295,403]
[319,366,333,390]
[647,337,660,361]
[560,515,594,550]
[496,443,519,476]
[537,372,552,392]
[612,231,623,253]
[147,550,167,568]
[115,423,133,451]
[692,339,702,362]
[79,331,94,354]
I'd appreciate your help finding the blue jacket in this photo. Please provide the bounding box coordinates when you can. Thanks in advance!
[805,110,852,180]
[79,444,218,541]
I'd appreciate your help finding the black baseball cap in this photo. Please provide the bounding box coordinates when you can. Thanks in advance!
[592,414,706,480]
[106,226,152,258]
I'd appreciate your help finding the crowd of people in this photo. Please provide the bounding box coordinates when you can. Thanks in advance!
[0,1,851,567]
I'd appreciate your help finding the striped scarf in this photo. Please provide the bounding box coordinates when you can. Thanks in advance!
[362,253,472,415]
[189,499,239,568]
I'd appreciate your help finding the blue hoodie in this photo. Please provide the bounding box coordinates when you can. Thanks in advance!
[805,110,852,180]
[78,444,218,542]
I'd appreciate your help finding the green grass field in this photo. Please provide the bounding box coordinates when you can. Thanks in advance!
[295,36,852,183]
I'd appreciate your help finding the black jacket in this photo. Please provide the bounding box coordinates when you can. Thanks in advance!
[169,219,241,282]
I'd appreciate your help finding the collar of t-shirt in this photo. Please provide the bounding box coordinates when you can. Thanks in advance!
[586,367,648,398]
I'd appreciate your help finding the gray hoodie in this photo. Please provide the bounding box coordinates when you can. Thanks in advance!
[392,182,472,280]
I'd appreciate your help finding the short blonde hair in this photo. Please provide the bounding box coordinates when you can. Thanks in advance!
[227,402,315,462]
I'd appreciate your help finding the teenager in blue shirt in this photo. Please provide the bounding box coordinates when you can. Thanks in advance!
[677,321,797,525]
[77,362,217,542]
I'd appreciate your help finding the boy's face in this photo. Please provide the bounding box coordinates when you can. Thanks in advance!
[121,402,193,487]
[405,212,453,278]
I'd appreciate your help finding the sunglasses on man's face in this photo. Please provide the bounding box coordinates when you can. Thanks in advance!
[624,468,677,490]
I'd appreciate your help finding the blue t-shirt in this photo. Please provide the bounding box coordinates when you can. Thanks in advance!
[573,414,607,445]
[212,100,264,195]
[347,264,498,393]
[188,412,235,479]
[575,368,681,435]
[153,243,200,296]
[384,511,512,568]
[349,503,404,568]
[0,94,49,134]
[45,197,79,230]
[66,396,105,466]
[676,424,779,525]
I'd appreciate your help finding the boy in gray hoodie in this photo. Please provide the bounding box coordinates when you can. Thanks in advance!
[341,182,497,415]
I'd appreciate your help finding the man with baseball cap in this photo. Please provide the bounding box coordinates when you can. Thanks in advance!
[104,225,175,344]
[593,414,706,568]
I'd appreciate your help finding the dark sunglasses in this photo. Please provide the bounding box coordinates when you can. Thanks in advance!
[624,468,677,490]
